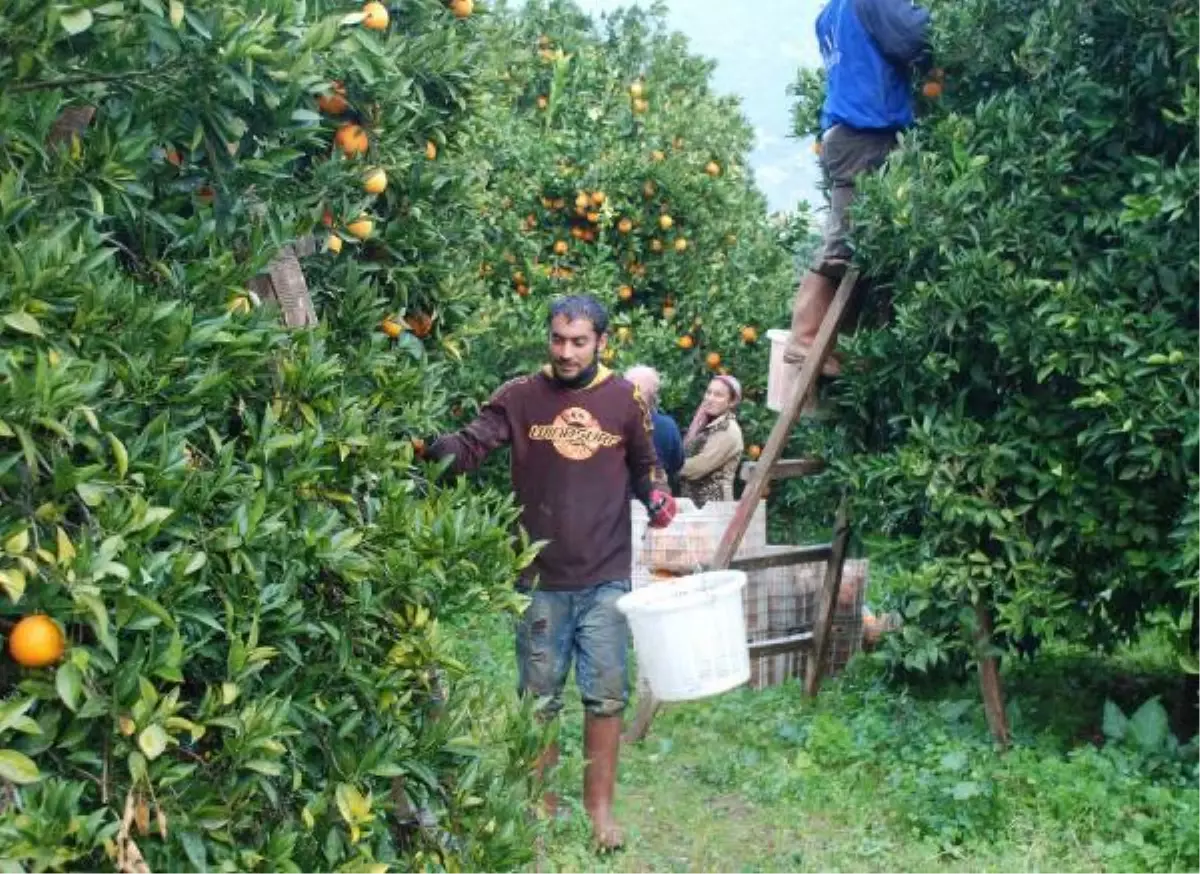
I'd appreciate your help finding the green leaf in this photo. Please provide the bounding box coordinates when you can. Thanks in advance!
[168,0,184,27]
[335,783,372,825]
[75,482,106,507]
[56,527,76,565]
[59,8,94,34]
[4,528,29,555]
[180,831,207,871]
[128,506,173,533]
[55,663,83,712]
[3,312,44,337]
[138,724,169,760]
[0,568,27,603]
[950,780,983,800]
[1128,697,1170,753]
[0,698,36,735]
[107,433,129,479]
[1101,699,1128,741]
[0,749,41,784]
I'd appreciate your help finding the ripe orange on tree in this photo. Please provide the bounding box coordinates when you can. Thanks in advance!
[629,81,644,99]
[705,160,721,177]
[425,140,438,160]
[317,81,349,115]
[362,1,389,30]
[706,351,721,370]
[678,334,694,350]
[586,210,600,223]
[673,237,688,253]
[553,239,569,256]
[632,98,649,114]
[449,0,473,18]
[346,215,374,239]
[537,95,548,110]
[650,239,663,253]
[590,191,606,206]
[8,615,65,668]
[650,149,665,162]
[618,285,634,301]
[617,217,633,234]
[922,80,943,98]
[381,317,404,338]
[363,168,387,194]
[515,283,530,296]
[334,123,369,158]
[326,234,343,254]
[575,192,590,210]
[748,445,762,460]
[658,214,673,230]
[740,325,758,343]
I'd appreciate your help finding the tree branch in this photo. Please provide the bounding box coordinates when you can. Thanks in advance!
[7,68,167,94]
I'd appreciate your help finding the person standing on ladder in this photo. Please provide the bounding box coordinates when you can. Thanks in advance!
[786,0,932,376]
[422,294,676,851]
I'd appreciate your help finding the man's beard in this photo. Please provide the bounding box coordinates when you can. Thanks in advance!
[552,357,598,388]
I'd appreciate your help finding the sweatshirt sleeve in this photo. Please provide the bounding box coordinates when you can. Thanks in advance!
[627,389,666,504]
[680,423,743,481]
[427,382,515,473]
[853,0,932,71]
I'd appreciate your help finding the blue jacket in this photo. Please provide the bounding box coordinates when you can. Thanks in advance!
[817,0,931,132]
[650,411,684,487]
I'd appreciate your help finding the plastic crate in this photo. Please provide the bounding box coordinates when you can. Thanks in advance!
[630,499,767,590]
[744,558,868,690]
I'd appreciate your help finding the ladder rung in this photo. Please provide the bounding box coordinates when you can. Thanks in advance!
[726,544,833,571]
[748,631,813,658]
[738,457,826,483]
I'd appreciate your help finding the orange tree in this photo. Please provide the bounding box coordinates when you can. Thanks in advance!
[0,0,548,870]
[438,0,804,461]
[791,0,1198,675]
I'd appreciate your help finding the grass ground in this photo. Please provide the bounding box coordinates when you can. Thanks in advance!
[459,617,1198,873]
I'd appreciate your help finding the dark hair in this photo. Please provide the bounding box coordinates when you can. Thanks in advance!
[548,294,609,337]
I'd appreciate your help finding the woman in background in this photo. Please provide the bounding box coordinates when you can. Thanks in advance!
[678,374,744,507]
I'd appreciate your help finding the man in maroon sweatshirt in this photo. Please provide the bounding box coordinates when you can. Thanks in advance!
[426,294,675,850]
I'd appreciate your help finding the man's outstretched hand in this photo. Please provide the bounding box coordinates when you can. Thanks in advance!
[647,490,676,529]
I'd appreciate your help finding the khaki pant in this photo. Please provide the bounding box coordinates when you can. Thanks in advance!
[810,124,899,276]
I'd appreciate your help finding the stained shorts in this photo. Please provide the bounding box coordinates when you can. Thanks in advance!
[515,579,631,719]
[811,123,900,276]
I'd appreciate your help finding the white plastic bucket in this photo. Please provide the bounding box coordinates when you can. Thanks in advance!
[617,570,751,701]
[766,328,793,413]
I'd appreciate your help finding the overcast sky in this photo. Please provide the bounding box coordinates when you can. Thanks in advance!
[571,0,827,214]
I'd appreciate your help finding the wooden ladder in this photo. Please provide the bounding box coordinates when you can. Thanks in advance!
[627,268,861,743]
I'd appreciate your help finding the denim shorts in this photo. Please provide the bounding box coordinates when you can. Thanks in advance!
[515,580,632,719]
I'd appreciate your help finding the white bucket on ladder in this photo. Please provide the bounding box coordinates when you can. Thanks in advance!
[617,570,751,701]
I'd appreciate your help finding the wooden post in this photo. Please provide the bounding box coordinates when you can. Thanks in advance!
[711,269,859,568]
[974,600,1011,750]
[248,242,318,329]
[804,499,851,697]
